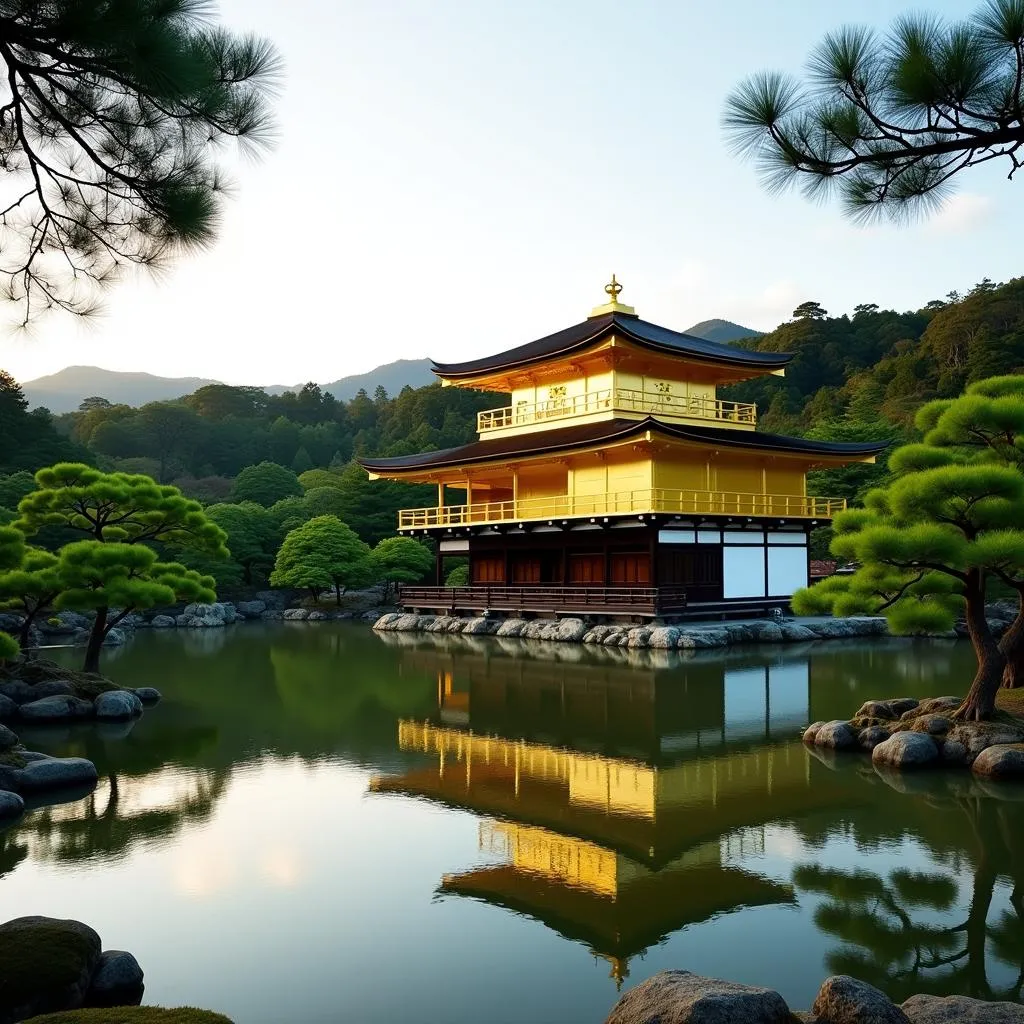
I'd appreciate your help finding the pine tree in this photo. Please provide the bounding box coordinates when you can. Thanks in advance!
[0,0,281,320]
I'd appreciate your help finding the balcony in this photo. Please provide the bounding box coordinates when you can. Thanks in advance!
[476,388,757,433]
[398,489,845,530]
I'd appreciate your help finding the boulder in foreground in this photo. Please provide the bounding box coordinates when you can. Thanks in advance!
[603,970,792,1023]
[900,993,1024,1022]
[812,975,910,1023]
[871,732,939,769]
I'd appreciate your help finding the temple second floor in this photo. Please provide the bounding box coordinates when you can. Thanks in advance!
[361,418,886,532]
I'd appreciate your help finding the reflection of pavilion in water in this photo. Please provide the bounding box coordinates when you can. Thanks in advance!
[370,642,862,986]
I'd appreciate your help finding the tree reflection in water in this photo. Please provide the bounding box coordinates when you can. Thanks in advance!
[792,774,1024,1002]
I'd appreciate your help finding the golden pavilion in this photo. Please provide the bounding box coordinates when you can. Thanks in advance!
[361,278,885,617]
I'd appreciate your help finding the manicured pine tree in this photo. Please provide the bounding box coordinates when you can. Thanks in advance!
[15,463,227,670]
[270,516,371,605]
[794,460,1024,720]
[0,526,26,659]
[0,548,63,646]
[371,537,433,602]
[57,542,215,672]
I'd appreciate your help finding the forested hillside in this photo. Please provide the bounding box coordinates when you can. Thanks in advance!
[723,277,1024,432]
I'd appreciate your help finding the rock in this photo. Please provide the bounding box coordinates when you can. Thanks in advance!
[0,694,15,722]
[858,725,891,751]
[15,756,98,794]
[971,743,1024,779]
[86,949,145,1007]
[814,720,859,751]
[150,614,176,628]
[887,698,922,716]
[626,627,653,648]
[750,621,784,642]
[463,617,498,636]
[939,739,970,766]
[855,700,905,721]
[134,687,162,704]
[0,680,36,704]
[811,975,910,1024]
[175,614,190,627]
[781,623,818,641]
[901,993,1024,1022]
[103,627,128,646]
[909,715,951,736]
[261,609,284,620]
[18,695,94,722]
[0,789,24,819]
[94,690,144,721]
[803,722,826,745]
[603,970,792,1024]
[0,915,102,1022]
[722,623,754,643]
[219,602,238,624]
[903,696,960,719]
[872,732,939,769]
[181,602,228,628]
[17,750,50,763]
[602,631,627,646]
[282,608,310,621]
[255,589,289,610]
[26,680,77,700]
[947,720,1024,758]
[679,629,729,649]
[647,626,679,649]
[306,610,329,621]
[553,618,587,642]
[0,723,18,750]
[236,600,267,619]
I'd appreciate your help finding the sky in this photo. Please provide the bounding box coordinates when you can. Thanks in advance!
[2,0,1020,387]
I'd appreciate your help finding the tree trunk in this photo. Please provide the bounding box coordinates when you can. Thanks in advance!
[999,590,1024,689]
[955,575,1005,721]
[83,606,108,674]
[334,582,342,607]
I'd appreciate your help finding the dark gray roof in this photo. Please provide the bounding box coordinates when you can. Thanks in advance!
[360,417,888,473]
[430,311,791,379]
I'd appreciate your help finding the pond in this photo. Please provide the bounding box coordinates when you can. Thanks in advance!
[2,624,1022,1023]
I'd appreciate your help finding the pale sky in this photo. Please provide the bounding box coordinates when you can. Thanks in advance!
[1,0,1019,387]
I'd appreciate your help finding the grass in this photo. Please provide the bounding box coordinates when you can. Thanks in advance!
[0,921,98,1011]
[996,687,1024,719]
[23,1010,234,1024]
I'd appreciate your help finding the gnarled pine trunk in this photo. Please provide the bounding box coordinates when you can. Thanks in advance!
[955,573,1005,721]
[999,590,1024,689]
[83,606,108,674]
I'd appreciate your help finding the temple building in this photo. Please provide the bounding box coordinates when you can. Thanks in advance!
[361,278,886,617]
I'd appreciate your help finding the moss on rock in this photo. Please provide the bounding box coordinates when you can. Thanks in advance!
[0,748,26,768]
[23,1010,234,1024]
[0,916,101,1020]
[0,657,118,700]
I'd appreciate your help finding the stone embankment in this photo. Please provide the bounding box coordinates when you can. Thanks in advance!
[804,695,1024,779]
[0,916,145,1023]
[373,612,888,649]
[603,970,1024,1023]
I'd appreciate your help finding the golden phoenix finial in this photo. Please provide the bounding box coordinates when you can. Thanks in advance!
[605,274,623,302]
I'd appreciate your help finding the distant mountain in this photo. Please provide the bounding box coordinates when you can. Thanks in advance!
[320,358,434,401]
[23,366,221,413]
[684,319,763,344]
[22,359,437,413]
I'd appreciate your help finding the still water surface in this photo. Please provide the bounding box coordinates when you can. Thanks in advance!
[3,624,1022,1023]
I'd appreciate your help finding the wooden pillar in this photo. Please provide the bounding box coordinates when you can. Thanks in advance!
[435,541,444,586]
[649,527,659,587]
[512,467,519,518]
[604,537,612,587]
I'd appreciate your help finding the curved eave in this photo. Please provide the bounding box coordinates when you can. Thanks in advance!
[429,313,791,381]
[358,418,890,475]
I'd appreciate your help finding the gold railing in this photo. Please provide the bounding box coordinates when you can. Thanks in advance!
[476,389,757,432]
[398,489,845,529]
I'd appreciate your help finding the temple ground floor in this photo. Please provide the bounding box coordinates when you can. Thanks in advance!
[402,516,815,619]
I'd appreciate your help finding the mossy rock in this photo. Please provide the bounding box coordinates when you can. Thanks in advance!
[0,658,118,701]
[0,916,101,1022]
[0,748,26,769]
[23,1010,234,1024]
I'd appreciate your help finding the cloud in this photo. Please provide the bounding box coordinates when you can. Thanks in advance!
[928,193,994,235]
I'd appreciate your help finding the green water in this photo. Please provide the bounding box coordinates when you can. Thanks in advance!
[3,624,1022,1022]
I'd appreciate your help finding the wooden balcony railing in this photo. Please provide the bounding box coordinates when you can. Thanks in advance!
[397,584,689,616]
[476,389,757,433]
[398,489,845,529]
